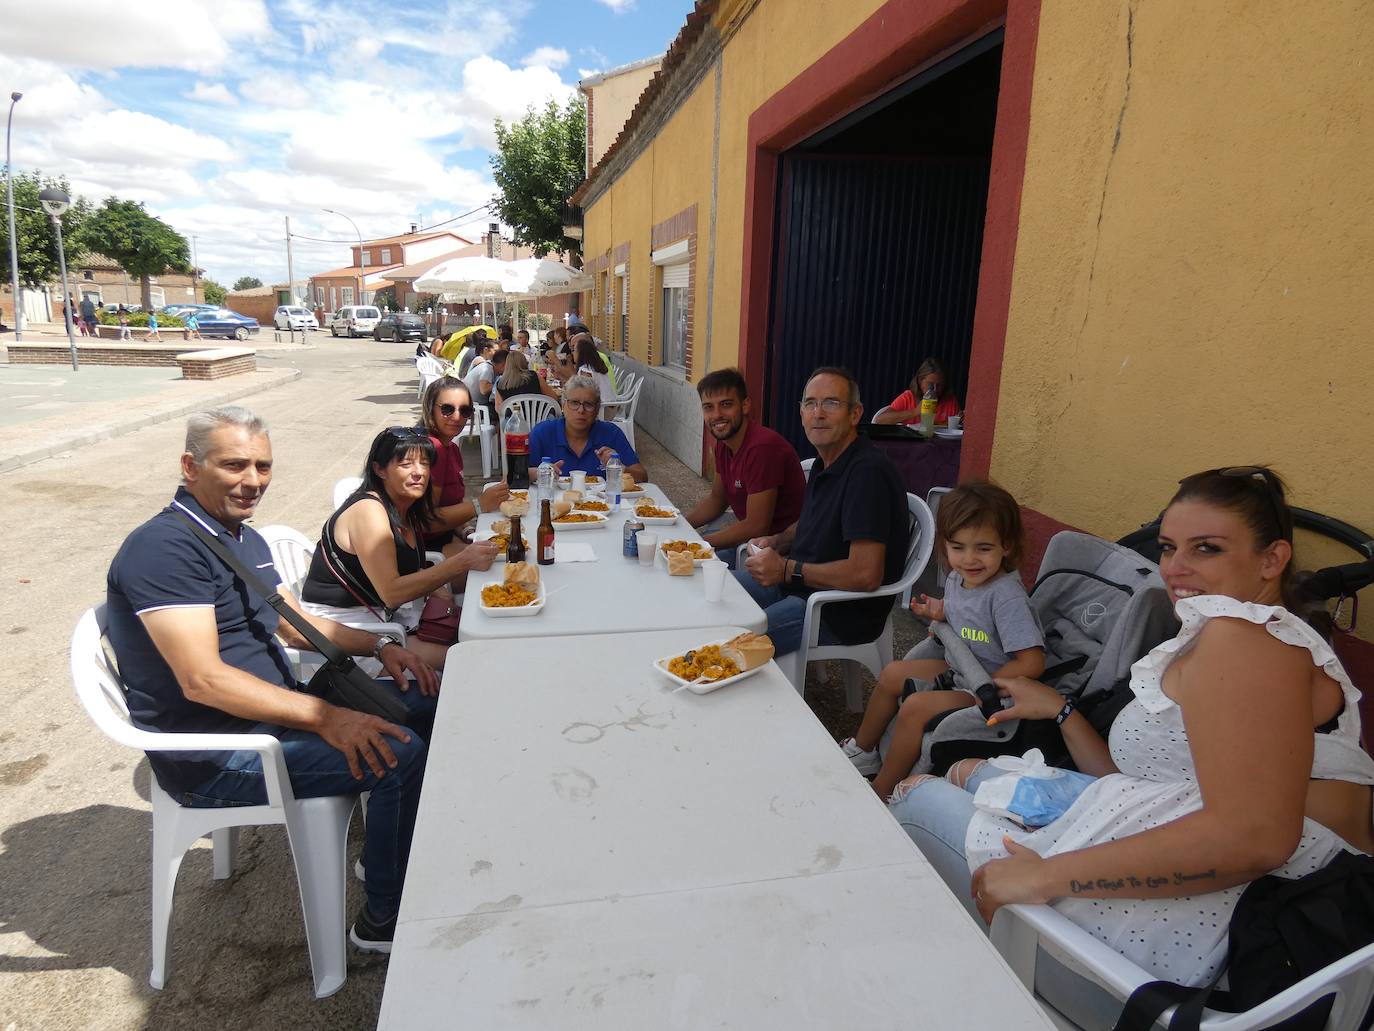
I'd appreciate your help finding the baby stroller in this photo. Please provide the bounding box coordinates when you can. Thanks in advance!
[891,509,1374,776]
[888,530,1179,776]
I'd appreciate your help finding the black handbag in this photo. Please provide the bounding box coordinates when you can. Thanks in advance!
[173,512,411,725]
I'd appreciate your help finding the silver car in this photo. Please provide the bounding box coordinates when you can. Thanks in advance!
[274,305,319,331]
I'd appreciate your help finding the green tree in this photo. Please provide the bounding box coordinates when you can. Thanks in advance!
[202,278,227,306]
[490,95,586,258]
[80,198,191,310]
[0,171,90,287]
[372,285,397,311]
[232,275,263,291]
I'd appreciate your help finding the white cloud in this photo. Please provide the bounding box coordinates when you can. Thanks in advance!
[523,46,569,69]
[186,82,237,105]
[0,0,272,72]
[596,0,637,11]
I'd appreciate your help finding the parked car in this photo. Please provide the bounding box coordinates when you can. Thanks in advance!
[328,305,381,338]
[195,308,260,341]
[161,303,217,319]
[274,305,320,331]
[373,312,427,342]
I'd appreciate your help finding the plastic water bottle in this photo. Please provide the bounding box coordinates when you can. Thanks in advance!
[536,456,555,506]
[604,452,623,511]
[919,382,938,438]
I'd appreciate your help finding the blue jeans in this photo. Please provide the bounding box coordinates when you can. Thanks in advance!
[180,680,436,921]
[888,764,996,924]
[732,574,839,656]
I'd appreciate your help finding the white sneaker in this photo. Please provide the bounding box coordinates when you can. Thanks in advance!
[840,737,881,776]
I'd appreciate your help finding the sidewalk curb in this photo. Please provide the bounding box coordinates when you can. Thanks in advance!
[0,368,302,474]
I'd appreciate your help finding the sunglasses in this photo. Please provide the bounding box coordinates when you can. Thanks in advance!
[1191,466,1292,542]
[385,425,431,445]
[438,402,473,418]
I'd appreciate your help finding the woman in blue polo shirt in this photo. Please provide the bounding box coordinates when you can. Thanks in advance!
[527,374,647,480]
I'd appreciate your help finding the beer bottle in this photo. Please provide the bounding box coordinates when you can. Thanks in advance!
[506,514,526,564]
[537,499,556,565]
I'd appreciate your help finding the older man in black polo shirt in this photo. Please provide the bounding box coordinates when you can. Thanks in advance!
[736,367,909,657]
[106,405,437,954]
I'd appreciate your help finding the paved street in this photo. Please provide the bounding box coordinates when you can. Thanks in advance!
[0,337,899,1029]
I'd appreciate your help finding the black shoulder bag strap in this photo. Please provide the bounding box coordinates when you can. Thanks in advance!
[172,511,410,725]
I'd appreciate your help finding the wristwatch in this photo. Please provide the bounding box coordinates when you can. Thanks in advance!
[372,632,404,661]
[790,560,805,588]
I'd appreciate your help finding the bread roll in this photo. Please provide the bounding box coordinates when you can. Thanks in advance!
[666,551,695,576]
[490,518,511,536]
[499,498,529,518]
[503,561,540,585]
[720,632,775,671]
[551,500,573,518]
[621,472,636,490]
[560,489,583,504]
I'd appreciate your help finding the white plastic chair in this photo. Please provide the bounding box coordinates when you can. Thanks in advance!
[458,403,497,479]
[871,405,896,422]
[905,484,951,608]
[991,902,1374,1030]
[779,493,936,710]
[415,353,446,401]
[71,605,357,999]
[498,395,560,478]
[259,523,315,595]
[331,476,363,509]
[800,457,815,480]
[616,371,639,399]
[600,378,643,450]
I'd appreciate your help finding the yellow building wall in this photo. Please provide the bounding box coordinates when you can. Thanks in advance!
[993,0,1374,575]
[587,62,662,168]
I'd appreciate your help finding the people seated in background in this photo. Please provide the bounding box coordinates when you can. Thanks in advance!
[513,329,533,357]
[570,333,616,414]
[872,357,962,426]
[563,323,619,392]
[840,481,1045,800]
[685,367,807,568]
[494,350,559,408]
[300,426,497,670]
[497,323,514,349]
[889,466,1374,991]
[105,406,437,952]
[464,341,507,421]
[417,376,509,554]
[736,367,909,657]
[528,374,646,481]
[453,328,488,375]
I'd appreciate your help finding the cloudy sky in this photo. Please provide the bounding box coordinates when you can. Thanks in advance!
[0,0,689,286]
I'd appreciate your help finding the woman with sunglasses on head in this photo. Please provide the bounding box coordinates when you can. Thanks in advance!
[300,427,498,669]
[888,466,1374,998]
[418,376,509,556]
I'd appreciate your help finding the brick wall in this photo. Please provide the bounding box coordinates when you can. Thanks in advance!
[226,293,277,325]
[650,205,698,377]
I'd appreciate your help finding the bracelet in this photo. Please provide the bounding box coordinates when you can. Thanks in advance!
[791,560,805,588]
[1054,700,1076,726]
[372,633,403,661]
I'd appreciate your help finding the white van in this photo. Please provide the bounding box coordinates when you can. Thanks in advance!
[328,305,381,337]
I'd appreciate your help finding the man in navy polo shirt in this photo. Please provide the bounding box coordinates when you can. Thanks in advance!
[736,367,909,657]
[106,405,438,955]
[685,367,807,568]
[528,374,647,480]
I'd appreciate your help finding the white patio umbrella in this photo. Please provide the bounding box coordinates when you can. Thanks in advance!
[500,257,594,298]
[414,255,513,327]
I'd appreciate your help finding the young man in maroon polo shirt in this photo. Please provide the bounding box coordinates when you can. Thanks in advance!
[686,367,807,567]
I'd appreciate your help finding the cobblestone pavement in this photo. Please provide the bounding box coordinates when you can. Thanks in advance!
[0,337,909,1029]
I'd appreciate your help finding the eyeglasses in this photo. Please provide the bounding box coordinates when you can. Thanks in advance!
[565,399,598,413]
[799,398,850,413]
[1201,466,1293,542]
[385,426,430,445]
[438,402,473,419]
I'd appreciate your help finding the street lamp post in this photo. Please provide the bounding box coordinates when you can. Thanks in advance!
[5,91,22,341]
[38,186,77,371]
[323,208,364,308]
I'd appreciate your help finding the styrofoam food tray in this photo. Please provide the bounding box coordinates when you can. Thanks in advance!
[653,639,766,694]
[550,513,609,531]
[630,504,680,526]
[477,580,546,617]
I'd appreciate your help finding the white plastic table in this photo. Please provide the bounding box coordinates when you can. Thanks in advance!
[458,483,767,641]
[379,628,1054,1030]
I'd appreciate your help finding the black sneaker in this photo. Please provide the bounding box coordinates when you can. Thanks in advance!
[349,907,396,954]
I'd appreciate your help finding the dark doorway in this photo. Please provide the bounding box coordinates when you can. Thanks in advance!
[765,31,1003,452]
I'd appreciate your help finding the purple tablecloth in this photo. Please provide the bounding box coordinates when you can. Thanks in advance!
[870,437,962,500]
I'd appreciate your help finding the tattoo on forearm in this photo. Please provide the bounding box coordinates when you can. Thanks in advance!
[1068,870,1218,894]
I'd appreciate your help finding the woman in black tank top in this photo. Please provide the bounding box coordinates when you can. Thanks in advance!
[300,427,496,670]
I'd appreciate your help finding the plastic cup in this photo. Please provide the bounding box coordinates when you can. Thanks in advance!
[947,415,962,431]
[702,560,727,602]
[570,470,587,491]
[636,531,656,566]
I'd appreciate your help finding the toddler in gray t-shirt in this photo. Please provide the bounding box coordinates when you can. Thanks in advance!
[840,480,1046,801]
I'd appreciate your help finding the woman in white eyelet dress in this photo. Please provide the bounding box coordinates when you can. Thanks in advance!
[890,468,1374,987]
